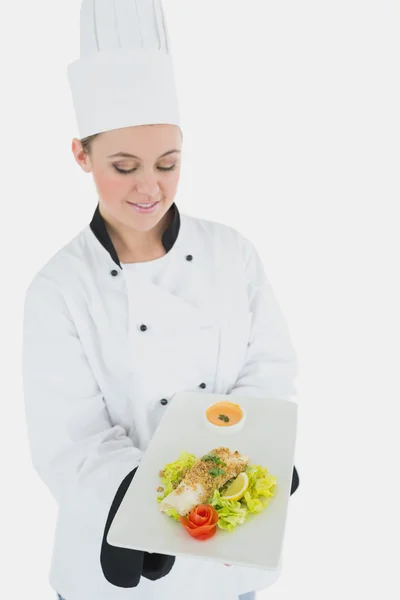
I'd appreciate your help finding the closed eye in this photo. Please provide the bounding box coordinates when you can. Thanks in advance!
[112,165,177,174]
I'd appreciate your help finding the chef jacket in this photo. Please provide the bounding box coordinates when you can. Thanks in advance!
[22,203,299,600]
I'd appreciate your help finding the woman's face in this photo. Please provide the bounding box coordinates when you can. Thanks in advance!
[72,124,182,234]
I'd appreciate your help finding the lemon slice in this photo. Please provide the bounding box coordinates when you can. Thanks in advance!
[221,472,249,501]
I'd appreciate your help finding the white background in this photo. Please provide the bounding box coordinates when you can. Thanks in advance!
[1,1,399,598]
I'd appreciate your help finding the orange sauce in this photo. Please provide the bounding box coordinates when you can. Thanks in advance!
[206,401,243,427]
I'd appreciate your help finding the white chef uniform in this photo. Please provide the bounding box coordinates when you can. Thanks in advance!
[22,202,298,600]
[22,1,299,599]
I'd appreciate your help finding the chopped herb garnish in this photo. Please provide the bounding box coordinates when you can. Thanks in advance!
[201,454,227,467]
[208,468,226,478]
[218,414,230,423]
[201,454,214,462]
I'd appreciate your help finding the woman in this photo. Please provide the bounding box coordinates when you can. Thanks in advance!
[22,2,299,600]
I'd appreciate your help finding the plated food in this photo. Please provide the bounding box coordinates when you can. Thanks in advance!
[157,446,276,540]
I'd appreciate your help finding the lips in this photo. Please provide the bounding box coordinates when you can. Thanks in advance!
[127,200,160,214]
[128,201,159,206]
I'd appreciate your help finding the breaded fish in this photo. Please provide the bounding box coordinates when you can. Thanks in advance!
[159,447,249,516]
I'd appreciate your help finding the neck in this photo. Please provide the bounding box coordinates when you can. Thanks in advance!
[100,203,172,263]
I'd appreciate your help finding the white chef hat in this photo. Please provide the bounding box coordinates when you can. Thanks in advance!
[67,0,181,139]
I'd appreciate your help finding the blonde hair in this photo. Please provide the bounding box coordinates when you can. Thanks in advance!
[80,133,101,155]
[80,125,182,155]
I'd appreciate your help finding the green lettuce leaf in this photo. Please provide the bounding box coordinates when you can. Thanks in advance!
[209,464,277,531]
[162,506,180,521]
[244,464,277,513]
[156,450,197,503]
[209,490,247,531]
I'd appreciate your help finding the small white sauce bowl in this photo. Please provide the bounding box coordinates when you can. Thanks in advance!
[204,401,246,435]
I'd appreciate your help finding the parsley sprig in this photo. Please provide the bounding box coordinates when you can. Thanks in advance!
[218,414,230,423]
[208,467,226,478]
[201,453,227,478]
[201,453,227,468]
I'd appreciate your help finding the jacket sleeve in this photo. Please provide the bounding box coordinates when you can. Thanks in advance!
[22,273,175,587]
[229,237,300,495]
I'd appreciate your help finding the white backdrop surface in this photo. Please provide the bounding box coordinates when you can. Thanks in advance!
[0,1,399,599]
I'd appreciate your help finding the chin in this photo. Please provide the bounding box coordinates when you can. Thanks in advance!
[124,201,170,229]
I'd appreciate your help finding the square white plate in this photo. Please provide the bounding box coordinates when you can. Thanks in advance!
[107,391,298,570]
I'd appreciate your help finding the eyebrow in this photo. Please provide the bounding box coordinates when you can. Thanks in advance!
[108,149,181,159]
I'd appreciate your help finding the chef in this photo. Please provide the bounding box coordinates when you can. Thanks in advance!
[22,2,299,600]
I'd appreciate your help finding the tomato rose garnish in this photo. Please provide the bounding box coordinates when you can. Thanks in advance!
[179,504,219,540]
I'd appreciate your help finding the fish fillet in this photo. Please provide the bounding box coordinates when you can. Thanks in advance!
[159,447,249,516]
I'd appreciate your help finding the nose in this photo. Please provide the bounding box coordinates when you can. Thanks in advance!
[135,171,160,197]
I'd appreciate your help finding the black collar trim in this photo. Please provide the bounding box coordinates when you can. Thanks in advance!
[89,203,181,268]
